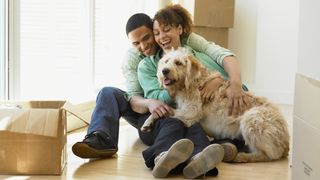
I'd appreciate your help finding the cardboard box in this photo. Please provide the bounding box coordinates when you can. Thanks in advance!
[291,74,320,180]
[192,26,229,48]
[180,0,235,28]
[0,101,68,175]
[65,101,93,133]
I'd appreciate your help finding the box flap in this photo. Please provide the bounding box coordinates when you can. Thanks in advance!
[0,109,59,137]
[25,101,66,109]
[0,100,91,135]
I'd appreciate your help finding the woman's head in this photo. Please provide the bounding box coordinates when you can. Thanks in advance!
[153,4,193,53]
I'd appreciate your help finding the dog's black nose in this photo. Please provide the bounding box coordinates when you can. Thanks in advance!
[162,68,170,75]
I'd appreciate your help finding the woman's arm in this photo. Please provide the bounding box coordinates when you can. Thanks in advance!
[137,57,174,105]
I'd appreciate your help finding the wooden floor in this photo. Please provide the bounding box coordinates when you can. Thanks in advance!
[0,104,293,180]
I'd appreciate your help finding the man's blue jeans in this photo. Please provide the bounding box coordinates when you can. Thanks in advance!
[87,87,142,148]
[87,86,212,172]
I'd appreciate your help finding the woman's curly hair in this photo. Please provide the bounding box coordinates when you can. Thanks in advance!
[153,4,193,38]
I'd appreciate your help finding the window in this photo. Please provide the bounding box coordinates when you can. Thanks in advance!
[0,0,7,100]
[9,0,160,103]
[11,0,93,103]
[93,0,158,91]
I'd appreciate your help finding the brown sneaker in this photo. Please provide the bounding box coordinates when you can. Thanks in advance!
[183,144,224,179]
[221,142,238,162]
[152,139,194,178]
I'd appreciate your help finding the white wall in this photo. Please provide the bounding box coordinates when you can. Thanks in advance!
[297,0,320,79]
[229,0,299,104]
[228,0,258,85]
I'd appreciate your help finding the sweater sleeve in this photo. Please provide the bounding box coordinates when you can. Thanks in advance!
[121,48,144,100]
[137,57,174,105]
[186,32,236,65]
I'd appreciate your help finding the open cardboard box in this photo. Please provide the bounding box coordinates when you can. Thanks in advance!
[292,74,320,180]
[0,101,90,175]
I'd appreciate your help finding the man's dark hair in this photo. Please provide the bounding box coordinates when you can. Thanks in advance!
[126,13,153,35]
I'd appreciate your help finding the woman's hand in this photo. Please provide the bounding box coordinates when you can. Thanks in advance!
[199,77,223,103]
[222,82,249,117]
[146,99,174,119]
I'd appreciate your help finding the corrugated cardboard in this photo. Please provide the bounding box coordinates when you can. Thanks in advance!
[192,26,229,48]
[0,101,89,175]
[292,74,320,180]
[66,101,94,133]
[180,0,235,28]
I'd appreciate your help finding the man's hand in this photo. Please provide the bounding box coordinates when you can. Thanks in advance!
[199,77,223,103]
[146,99,174,119]
[222,83,249,117]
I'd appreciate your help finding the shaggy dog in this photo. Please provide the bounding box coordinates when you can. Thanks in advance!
[141,48,290,163]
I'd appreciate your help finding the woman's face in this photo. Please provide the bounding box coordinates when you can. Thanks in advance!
[153,20,182,53]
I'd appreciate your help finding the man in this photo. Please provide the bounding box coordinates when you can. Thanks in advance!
[71,13,173,159]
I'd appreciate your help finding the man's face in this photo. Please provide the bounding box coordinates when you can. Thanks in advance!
[128,25,158,56]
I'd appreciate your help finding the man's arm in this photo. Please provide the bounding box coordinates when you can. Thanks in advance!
[223,56,242,88]
[186,32,235,66]
[130,95,173,118]
[129,95,149,114]
[222,56,248,116]
[122,49,173,117]
[187,33,248,116]
[121,48,144,100]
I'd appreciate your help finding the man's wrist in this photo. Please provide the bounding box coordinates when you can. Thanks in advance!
[229,80,242,89]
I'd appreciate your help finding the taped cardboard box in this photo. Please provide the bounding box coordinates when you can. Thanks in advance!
[0,101,89,175]
[180,0,235,28]
[193,26,229,48]
[292,74,320,180]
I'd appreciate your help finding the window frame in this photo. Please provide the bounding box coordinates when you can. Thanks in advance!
[0,0,9,100]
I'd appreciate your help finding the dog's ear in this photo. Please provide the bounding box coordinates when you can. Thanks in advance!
[157,67,164,88]
[158,74,164,88]
[185,55,201,89]
[157,58,166,88]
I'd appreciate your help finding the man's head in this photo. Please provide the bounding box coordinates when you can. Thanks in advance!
[126,13,158,56]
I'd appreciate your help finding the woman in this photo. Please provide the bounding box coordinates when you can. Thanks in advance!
[137,4,247,179]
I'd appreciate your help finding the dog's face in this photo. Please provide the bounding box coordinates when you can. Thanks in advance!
[157,48,201,95]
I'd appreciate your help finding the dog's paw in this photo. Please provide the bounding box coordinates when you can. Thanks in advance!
[141,125,153,132]
[232,152,249,163]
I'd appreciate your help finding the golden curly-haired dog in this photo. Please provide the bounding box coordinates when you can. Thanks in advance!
[141,48,290,163]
